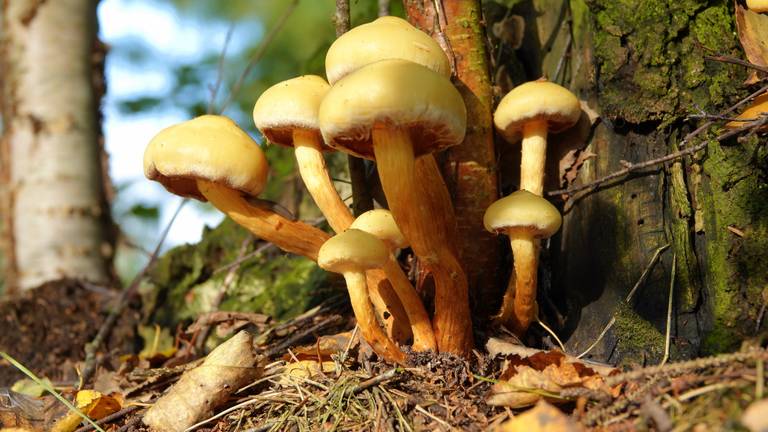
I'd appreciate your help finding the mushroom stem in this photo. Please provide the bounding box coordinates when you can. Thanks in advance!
[343,271,407,364]
[519,119,548,196]
[382,257,437,352]
[366,271,413,344]
[292,129,355,233]
[372,124,472,355]
[507,232,540,335]
[197,179,329,261]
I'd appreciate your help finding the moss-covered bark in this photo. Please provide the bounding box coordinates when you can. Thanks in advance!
[549,0,768,361]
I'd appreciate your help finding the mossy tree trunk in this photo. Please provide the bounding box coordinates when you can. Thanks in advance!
[0,0,114,293]
[497,0,767,363]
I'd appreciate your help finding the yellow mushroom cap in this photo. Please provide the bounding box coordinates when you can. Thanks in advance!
[318,229,389,274]
[350,209,408,250]
[494,81,581,142]
[747,0,768,12]
[483,190,562,238]
[319,59,466,160]
[252,75,330,148]
[143,115,268,201]
[325,16,450,85]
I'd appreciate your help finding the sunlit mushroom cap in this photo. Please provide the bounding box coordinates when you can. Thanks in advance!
[494,81,581,143]
[318,229,389,274]
[350,209,408,250]
[325,16,450,85]
[319,59,466,160]
[483,190,562,238]
[747,0,768,12]
[143,115,268,201]
[253,75,330,147]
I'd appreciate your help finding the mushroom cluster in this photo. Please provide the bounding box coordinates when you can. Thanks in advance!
[143,15,580,362]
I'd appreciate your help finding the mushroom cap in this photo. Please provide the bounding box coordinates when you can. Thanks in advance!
[319,59,466,160]
[350,209,408,250]
[494,81,581,143]
[747,0,768,12]
[318,229,389,274]
[483,190,562,238]
[325,16,450,85]
[253,75,330,148]
[143,115,268,201]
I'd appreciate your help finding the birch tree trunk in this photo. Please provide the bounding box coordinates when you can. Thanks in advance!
[1,0,113,293]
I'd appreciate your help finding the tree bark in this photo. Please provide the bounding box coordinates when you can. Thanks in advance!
[1,0,113,293]
[497,0,768,362]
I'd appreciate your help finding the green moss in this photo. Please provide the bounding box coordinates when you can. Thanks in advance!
[589,0,741,123]
[141,218,330,327]
[614,301,666,364]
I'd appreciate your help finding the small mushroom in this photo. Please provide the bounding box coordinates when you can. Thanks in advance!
[484,190,562,335]
[351,209,437,352]
[319,59,472,355]
[144,115,329,260]
[318,229,406,364]
[494,80,581,196]
[253,75,354,234]
[747,0,768,12]
[325,16,450,85]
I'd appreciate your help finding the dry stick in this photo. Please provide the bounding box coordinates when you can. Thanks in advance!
[352,368,399,394]
[73,406,141,432]
[659,253,676,367]
[207,24,235,114]
[704,55,768,74]
[549,84,768,198]
[80,199,187,389]
[218,0,299,113]
[576,244,669,359]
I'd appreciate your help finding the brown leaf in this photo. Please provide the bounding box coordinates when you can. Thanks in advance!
[496,401,583,432]
[736,2,768,84]
[283,331,358,362]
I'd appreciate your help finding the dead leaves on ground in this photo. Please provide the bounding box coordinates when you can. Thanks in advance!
[736,1,768,84]
[487,347,618,409]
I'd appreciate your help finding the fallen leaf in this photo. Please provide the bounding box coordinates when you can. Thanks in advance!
[742,398,768,432]
[279,360,336,385]
[736,3,768,84]
[138,325,177,363]
[283,331,358,362]
[725,93,768,130]
[50,390,122,432]
[496,401,583,432]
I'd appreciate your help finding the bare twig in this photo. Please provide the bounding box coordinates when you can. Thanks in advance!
[550,84,768,198]
[352,368,399,394]
[73,406,141,432]
[660,253,676,367]
[80,199,187,388]
[207,25,235,114]
[378,0,390,17]
[219,0,299,113]
[334,0,350,37]
[705,55,768,74]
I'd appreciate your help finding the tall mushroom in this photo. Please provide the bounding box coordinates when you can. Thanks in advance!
[318,229,406,364]
[143,115,329,260]
[483,190,562,334]
[253,75,411,344]
[319,59,472,354]
[351,209,436,352]
[252,75,353,233]
[494,80,581,196]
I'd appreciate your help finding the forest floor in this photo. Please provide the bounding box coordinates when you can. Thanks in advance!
[1,280,766,431]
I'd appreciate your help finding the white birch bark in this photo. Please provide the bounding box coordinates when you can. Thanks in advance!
[1,0,112,291]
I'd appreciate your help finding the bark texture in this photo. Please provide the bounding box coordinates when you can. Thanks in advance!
[507,0,768,362]
[1,0,113,292]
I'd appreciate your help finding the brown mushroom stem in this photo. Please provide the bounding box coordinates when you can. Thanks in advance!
[519,119,549,196]
[292,129,355,233]
[343,271,407,364]
[507,233,541,335]
[382,257,437,351]
[197,179,329,261]
[372,124,473,355]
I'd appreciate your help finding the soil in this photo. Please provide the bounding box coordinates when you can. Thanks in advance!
[0,278,136,386]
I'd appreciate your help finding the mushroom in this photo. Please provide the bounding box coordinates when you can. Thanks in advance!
[494,80,581,196]
[319,59,473,355]
[325,16,450,85]
[253,75,354,234]
[483,190,562,335]
[351,209,437,352]
[143,115,329,260]
[747,0,768,12]
[318,229,407,364]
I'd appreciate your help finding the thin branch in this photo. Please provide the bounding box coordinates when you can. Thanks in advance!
[705,55,768,74]
[334,0,350,37]
[207,24,235,114]
[219,0,299,113]
[659,253,676,367]
[80,199,187,388]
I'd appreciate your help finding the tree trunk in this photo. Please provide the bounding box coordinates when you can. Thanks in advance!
[500,0,768,362]
[1,0,114,293]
